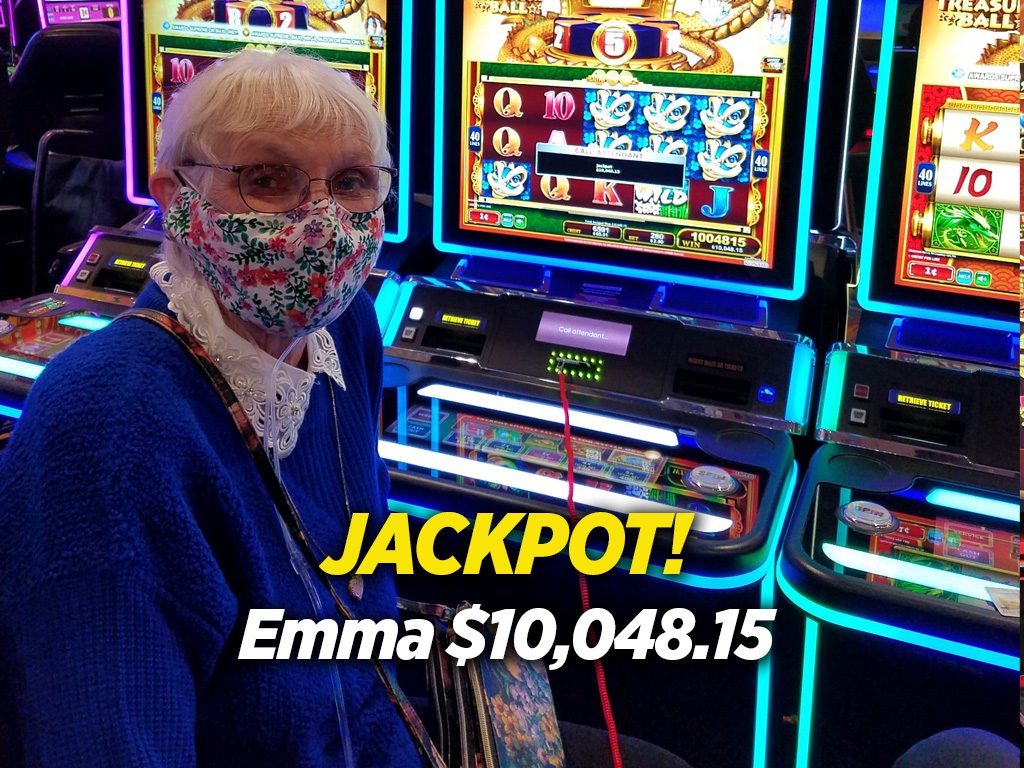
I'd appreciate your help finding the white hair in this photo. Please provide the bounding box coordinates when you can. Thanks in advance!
[155,47,390,169]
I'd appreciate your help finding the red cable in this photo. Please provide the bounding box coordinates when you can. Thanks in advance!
[558,370,624,768]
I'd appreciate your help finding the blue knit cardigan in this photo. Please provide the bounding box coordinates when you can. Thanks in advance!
[0,284,423,767]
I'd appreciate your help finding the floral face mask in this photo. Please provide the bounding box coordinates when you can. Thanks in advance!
[163,186,383,338]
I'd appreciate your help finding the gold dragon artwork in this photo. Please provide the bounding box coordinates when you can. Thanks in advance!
[174,0,372,32]
[494,0,793,73]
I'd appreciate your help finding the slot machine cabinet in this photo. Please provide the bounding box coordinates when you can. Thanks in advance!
[381,2,858,766]
[0,227,161,418]
[777,2,1020,766]
[9,0,120,58]
[121,0,417,326]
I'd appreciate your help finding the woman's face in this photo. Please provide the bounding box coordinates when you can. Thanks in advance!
[155,128,376,214]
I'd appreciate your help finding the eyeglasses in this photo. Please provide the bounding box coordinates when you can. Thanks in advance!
[176,161,397,214]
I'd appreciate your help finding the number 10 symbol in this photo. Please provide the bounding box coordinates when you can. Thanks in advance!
[543,91,576,121]
[953,165,992,198]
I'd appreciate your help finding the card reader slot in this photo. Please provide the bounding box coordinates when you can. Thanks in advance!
[90,268,146,294]
[879,406,965,448]
[420,325,486,356]
[673,369,750,406]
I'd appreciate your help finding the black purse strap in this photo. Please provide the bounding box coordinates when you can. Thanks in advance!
[118,308,446,768]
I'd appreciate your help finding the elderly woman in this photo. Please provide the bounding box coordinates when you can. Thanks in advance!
[0,49,419,766]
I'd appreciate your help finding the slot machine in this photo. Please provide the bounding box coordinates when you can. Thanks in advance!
[777,1,1020,766]
[0,227,161,424]
[121,0,416,327]
[37,0,120,29]
[9,0,120,58]
[0,0,415,431]
[381,2,855,766]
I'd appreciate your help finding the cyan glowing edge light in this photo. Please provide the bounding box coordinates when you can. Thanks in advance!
[382,280,416,346]
[821,543,1013,603]
[0,356,44,381]
[58,315,112,332]
[784,342,815,432]
[431,0,826,302]
[794,618,819,768]
[855,0,1015,333]
[379,440,732,533]
[926,489,1019,522]
[815,349,847,434]
[373,277,402,335]
[417,383,679,448]
[777,562,1017,670]
[0,403,23,419]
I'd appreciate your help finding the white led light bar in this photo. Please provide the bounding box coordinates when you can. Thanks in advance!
[58,315,112,332]
[0,355,44,381]
[380,440,732,534]
[822,543,1016,603]
[926,489,1019,523]
[416,383,679,448]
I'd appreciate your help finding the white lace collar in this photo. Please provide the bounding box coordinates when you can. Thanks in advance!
[150,256,345,458]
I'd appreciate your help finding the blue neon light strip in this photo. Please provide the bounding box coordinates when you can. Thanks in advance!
[382,1,413,245]
[751,533,779,768]
[0,403,23,419]
[431,0,828,302]
[0,356,44,381]
[389,460,799,592]
[926,489,1019,522]
[816,350,848,433]
[777,563,1017,670]
[382,281,416,346]
[794,618,819,768]
[57,315,112,332]
[855,1,1015,332]
[784,343,815,431]
[373,277,401,335]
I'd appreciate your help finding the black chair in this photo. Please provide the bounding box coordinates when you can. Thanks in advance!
[4,25,132,292]
[4,25,124,210]
[0,64,30,300]
[29,129,138,293]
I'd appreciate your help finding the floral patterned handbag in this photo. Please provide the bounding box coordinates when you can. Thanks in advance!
[400,599,566,768]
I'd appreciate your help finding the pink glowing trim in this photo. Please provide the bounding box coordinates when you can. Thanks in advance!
[36,0,45,27]
[120,0,154,206]
[61,231,103,287]
[0,0,9,31]
[5,0,13,44]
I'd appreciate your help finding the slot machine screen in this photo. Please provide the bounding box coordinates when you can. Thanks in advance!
[122,0,411,242]
[435,0,823,299]
[858,0,1019,328]
[40,0,119,26]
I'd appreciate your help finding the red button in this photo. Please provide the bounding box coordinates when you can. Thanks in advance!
[853,384,870,400]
